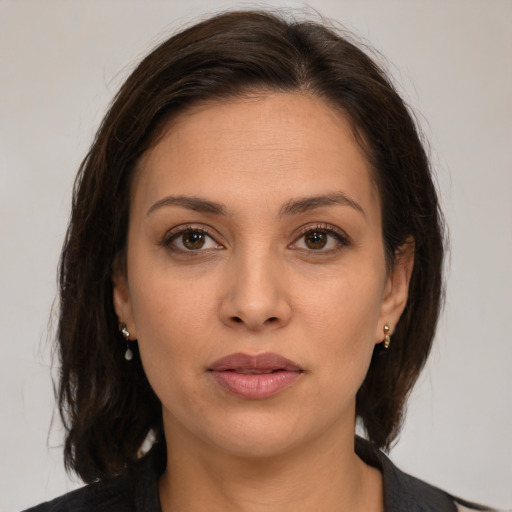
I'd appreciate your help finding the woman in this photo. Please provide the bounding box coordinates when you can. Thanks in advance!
[24,10,491,512]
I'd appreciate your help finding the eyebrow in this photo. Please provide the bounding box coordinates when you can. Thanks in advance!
[146,191,365,219]
[279,192,366,220]
[147,195,226,216]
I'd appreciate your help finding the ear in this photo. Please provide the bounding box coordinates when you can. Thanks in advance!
[376,237,415,342]
[112,255,136,339]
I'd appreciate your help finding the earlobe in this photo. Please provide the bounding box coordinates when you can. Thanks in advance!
[112,257,136,338]
[377,238,415,341]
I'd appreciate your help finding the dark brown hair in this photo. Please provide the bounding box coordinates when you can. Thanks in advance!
[57,10,444,483]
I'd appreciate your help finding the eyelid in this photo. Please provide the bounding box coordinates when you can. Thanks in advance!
[161,224,224,252]
[289,223,351,251]
[159,222,349,254]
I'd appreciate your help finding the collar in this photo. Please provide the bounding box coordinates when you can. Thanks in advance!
[355,436,459,511]
[134,438,460,512]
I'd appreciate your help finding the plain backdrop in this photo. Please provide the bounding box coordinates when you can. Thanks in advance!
[1,1,511,511]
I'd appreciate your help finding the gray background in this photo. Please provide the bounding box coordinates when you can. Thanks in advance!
[1,1,511,510]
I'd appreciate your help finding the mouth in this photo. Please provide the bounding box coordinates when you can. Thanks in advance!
[232,369,282,375]
[208,352,304,399]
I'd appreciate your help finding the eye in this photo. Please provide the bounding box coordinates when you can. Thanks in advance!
[302,231,331,250]
[290,225,349,252]
[165,227,222,253]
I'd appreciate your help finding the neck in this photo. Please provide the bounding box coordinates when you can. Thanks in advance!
[158,425,383,512]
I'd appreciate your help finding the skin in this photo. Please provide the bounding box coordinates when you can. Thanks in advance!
[113,92,414,512]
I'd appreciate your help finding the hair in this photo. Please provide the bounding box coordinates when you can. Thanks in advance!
[57,9,445,483]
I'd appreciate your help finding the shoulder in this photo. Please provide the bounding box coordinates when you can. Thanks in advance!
[21,446,163,512]
[21,474,136,512]
[385,462,492,512]
[355,437,495,512]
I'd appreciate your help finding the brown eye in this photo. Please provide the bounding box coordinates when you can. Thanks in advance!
[182,231,206,250]
[290,225,349,253]
[304,231,328,249]
[165,228,222,253]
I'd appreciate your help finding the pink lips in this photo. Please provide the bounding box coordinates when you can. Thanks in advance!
[208,352,304,399]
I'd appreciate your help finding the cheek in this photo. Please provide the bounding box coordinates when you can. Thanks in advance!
[299,264,385,338]
[297,263,385,382]
[126,261,218,383]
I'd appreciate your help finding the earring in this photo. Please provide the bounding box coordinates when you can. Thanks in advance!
[383,324,391,349]
[120,322,133,360]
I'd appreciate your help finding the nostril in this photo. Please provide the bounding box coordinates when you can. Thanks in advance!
[230,316,278,325]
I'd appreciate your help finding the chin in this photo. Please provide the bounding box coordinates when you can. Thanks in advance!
[176,408,312,460]
[215,408,344,461]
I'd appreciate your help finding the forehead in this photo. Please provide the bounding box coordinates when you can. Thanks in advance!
[133,92,379,218]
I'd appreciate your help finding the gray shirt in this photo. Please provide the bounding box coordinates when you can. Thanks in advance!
[23,437,492,512]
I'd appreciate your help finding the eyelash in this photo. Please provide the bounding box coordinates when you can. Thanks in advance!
[291,223,351,254]
[161,223,350,256]
[161,225,222,256]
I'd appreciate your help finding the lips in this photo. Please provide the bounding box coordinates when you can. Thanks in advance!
[208,352,304,399]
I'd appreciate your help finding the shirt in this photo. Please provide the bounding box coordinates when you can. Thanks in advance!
[23,438,493,512]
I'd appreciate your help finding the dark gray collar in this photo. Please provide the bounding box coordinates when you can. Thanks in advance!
[134,438,483,512]
[355,436,459,511]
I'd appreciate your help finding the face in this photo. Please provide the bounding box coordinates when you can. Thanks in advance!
[113,93,412,459]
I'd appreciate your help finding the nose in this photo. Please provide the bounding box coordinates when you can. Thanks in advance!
[219,250,292,332]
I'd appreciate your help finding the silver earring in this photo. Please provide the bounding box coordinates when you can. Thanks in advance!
[120,323,133,360]
[383,324,391,349]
